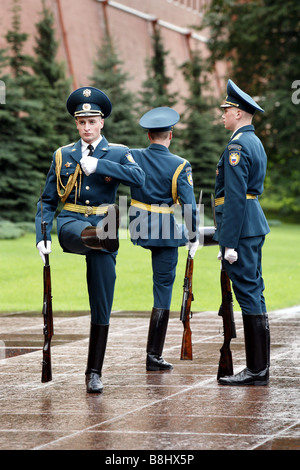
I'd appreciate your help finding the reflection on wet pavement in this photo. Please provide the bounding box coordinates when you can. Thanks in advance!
[0,307,299,450]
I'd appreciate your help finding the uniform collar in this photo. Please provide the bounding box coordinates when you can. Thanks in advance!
[148,143,169,152]
[68,136,108,164]
[81,135,103,153]
[231,124,255,139]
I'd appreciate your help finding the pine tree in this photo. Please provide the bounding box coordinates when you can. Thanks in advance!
[89,33,144,200]
[0,0,45,222]
[180,52,227,214]
[137,26,180,153]
[29,0,75,176]
[139,27,178,114]
[203,0,300,221]
[90,33,143,149]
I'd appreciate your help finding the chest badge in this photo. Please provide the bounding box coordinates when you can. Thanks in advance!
[64,162,73,168]
[105,176,112,183]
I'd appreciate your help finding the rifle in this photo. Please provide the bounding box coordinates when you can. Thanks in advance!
[210,194,237,378]
[180,252,193,360]
[40,193,54,383]
[217,262,237,379]
[179,190,203,360]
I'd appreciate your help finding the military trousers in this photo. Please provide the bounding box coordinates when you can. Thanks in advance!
[148,246,178,310]
[223,235,267,315]
[59,219,117,325]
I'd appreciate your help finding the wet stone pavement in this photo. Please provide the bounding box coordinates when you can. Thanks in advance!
[0,306,299,454]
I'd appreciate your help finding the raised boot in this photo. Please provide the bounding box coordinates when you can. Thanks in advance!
[85,323,109,393]
[81,204,119,252]
[218,314,269,386]
[146,308,173,371]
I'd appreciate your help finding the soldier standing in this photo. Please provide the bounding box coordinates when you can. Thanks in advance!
[36,87,145,393]
[129,107,199,371]
[213,80,270,386]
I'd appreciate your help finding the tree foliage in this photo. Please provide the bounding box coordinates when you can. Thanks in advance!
[179,52,227,213]
[0,0,74,223]
[89,33,145,199]
[203,0,300,221]
[29,0,75,175]
[90,33,143,149]
[1,0,299,228]
[0,0,44,222]
[139,27,178,113]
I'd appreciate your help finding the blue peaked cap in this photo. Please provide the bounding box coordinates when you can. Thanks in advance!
[66,86,112,118]
[139,107,180,131]
[221,79,264,114]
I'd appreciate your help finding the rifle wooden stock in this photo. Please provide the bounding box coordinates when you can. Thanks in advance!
[180,254,193,360]
[41,253,53,383]
[217,263,236,379]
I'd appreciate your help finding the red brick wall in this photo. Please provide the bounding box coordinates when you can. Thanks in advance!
[0,0,226,107]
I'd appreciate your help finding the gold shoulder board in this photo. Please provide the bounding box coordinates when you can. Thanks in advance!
[62,142,75,148]
[172,160,187,205]
[231,132,243,141]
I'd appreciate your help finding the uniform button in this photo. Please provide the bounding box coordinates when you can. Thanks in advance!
[85,200,90,205]
[85,186,90,190]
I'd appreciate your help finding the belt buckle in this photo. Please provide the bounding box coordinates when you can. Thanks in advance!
[84,206,93,217]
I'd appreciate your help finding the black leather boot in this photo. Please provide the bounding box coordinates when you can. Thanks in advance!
[218,314,269,386]
[81,204,119,252]
[264,313,271,368]
[85,323,109,393]
[146,308,173,371]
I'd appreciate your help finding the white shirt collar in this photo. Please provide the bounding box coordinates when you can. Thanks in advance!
[81,135,102,153]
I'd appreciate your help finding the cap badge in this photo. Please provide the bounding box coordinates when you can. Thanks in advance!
[83,89,91,97]
[82,103,91,111]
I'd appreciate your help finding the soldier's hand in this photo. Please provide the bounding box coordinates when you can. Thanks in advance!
[217,250,223,260]
[224,247,238,264]
[80,156,98,176]
[188,240,199,258]
[37,240,52,263]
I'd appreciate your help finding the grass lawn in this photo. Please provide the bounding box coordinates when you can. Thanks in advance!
[0,224,299,314]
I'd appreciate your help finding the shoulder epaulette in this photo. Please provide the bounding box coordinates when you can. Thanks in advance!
[172,159,187,205]
[231,132,243,141]
[62,142,75,148]
[108,143,127,147]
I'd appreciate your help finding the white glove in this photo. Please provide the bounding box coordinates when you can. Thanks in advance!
[217,249,223,260]
[37,240,52,263]
[80,156,98,176]
[224,247,238,264]
[188,240,199,258]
